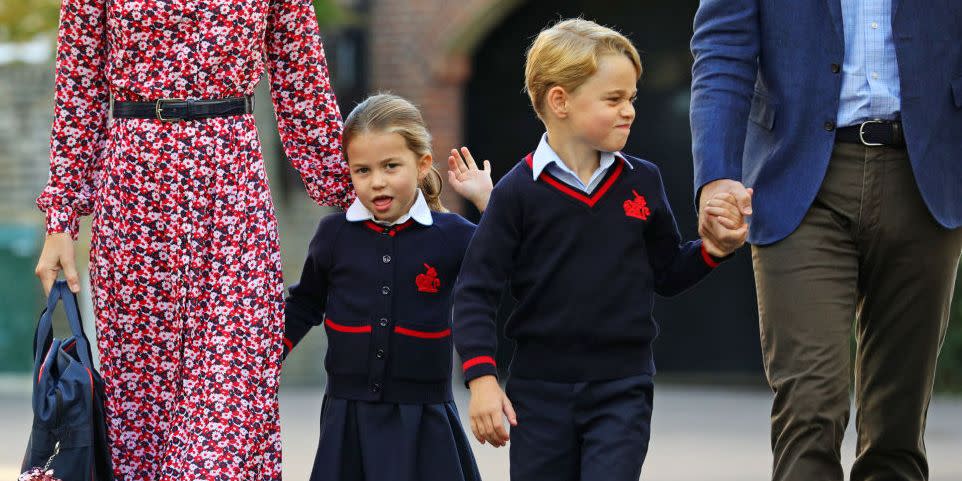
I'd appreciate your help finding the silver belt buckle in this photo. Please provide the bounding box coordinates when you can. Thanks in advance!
[858,119,885,147]
[155,98,186,122]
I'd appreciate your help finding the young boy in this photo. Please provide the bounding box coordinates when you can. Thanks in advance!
[452,18,749,480]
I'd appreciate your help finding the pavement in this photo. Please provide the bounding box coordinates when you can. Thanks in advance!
[3,376,962,481]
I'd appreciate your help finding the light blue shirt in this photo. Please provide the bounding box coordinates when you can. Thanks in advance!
[837,0,902,127]
[530,133,632,193]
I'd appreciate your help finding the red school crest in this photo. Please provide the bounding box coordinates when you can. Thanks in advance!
[415,264,441,293]
[623,190,651,220]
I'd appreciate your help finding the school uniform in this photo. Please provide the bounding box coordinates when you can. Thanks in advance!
[285,191,483,481]
[453,135,728,481]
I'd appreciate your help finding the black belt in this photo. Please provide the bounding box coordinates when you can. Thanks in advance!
[111,95,254,122]
[836,119,905,147]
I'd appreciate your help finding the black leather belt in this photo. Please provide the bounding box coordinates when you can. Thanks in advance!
[836,119,905,147]
[111,95,254,122]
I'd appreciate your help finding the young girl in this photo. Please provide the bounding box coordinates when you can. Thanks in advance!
[282,94,491,481]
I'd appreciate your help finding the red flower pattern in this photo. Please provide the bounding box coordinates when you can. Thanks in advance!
[35,0,354,479]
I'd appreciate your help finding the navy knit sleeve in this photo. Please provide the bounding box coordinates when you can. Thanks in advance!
[452,175,521,385]
[283,214,341,359]
[644,165,724,297]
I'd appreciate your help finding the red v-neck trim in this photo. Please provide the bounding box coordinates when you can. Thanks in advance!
[524,152,626,208]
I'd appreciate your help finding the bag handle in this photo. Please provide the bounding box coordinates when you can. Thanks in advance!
[34,280,95,371]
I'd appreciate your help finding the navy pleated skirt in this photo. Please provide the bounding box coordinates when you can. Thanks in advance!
[308,396,483,481]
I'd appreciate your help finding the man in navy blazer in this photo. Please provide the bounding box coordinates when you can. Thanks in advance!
[690,1,962,480]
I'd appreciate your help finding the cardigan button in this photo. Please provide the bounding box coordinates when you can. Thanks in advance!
[381,286,391,295]
[372,383,382,393]
[382,255,392,264]
[379,318,389,327]
[376,349,385,359]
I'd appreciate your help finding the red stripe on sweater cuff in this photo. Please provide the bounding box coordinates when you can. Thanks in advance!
[283,337,293,352]
[462,356,497,372]
[701,244,721,268]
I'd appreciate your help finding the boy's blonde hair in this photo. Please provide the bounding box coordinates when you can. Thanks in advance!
[524,18,642,121]
[342,93,447,213]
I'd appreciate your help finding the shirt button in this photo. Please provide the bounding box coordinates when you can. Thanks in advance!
[382,255,392,264]
[379,318,389,327]
[871,21,879,29]
[871,72,880,80]
[382,286,391,295]
[376,349,385,359]
[824,121,836,131]
[831,63,841,73]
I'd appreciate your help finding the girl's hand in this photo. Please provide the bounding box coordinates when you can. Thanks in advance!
[448,147,493,212]
[35,232,80,295]
[467,375,517,448]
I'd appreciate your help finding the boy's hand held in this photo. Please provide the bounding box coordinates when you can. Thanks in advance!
[701,188,752,256]
[468,375,514,448]
[703,215,749,257]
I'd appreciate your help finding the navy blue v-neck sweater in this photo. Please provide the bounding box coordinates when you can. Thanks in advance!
[284,212,476,403]
[453,153,726,384]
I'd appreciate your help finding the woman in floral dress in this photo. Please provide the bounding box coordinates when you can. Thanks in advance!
[33,0,352,478]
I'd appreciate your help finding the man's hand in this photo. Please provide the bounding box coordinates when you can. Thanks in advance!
[702,191,750,256]
[699,179,753,254]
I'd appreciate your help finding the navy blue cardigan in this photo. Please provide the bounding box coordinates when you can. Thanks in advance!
[453,153,727,384]
[284,212,476,403]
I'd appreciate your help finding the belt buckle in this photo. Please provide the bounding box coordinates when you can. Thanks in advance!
[155,98,186,122]
[858,119,885,147]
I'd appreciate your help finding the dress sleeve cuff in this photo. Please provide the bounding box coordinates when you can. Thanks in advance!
[302,169,354,210]
[45,208,80,240]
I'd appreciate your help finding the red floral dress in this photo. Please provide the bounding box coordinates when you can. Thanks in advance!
[36,0,353,479]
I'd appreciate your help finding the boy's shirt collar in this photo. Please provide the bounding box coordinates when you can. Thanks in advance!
[530,132,632,183]
[345,189,434,226]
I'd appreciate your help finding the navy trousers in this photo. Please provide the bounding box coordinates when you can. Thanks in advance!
[507,373,654,481]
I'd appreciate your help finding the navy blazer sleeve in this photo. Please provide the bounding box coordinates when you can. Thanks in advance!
[690,0,761,202]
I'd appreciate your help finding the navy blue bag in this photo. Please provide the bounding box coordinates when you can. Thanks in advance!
[21,280,113,481]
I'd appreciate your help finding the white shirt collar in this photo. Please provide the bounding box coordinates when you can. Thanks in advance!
[530,132,631,181]
[345,189,434,226]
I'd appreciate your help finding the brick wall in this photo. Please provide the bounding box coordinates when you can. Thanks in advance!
[368,0,519,209]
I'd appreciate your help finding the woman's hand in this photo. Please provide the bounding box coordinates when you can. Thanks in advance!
[35,232,80,295]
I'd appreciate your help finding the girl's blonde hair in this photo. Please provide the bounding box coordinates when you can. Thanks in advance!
[524,18,643,121]
[342,94,447,212]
